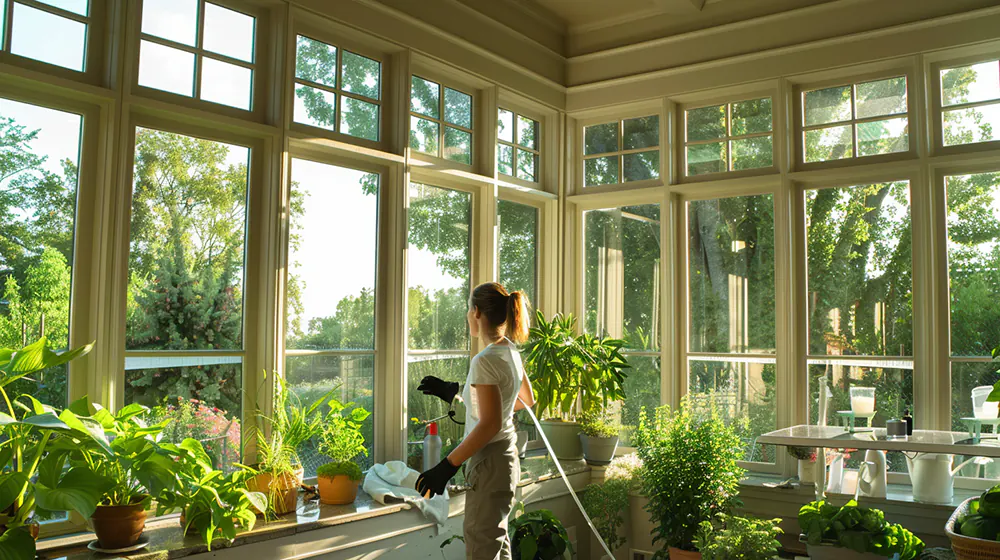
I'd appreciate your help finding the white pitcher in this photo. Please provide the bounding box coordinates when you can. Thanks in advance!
[906,453,982,505]
[857,449,887,499]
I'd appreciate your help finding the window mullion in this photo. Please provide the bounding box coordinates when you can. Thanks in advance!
[2,0,12,52]
[193,0,206,99]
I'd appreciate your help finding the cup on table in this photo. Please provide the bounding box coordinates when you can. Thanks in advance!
[972,385,999,419]
[850,387,875,415]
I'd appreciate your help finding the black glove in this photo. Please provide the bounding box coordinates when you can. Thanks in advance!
[417,376,459,404]
[416,457,459,498]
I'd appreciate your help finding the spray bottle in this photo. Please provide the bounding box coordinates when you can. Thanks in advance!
[422,421,442,473]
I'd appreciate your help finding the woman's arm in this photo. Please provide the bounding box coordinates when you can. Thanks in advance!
[446,384,502,466]
[513,373,535,411]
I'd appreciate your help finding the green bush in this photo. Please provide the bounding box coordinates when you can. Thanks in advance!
[579,407,619,438]
[695,514,782,560]
[581,477,629,553]
[317,461,363,482]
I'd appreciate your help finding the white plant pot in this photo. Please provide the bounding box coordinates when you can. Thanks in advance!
[628,494,655,553]
[580,434,619,466]
[798,459,818,485]
[539,420,583,461]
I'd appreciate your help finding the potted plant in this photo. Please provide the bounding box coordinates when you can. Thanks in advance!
[634,399,745,559]
[523,312,629,460]
[799,499,924,560]
[509,503,573,560]
[602,453,654,552]
[315,398,371,505]
[695,514,783,560]
[788,446,819,485]
[579,407,620,466]
[581,475,628,555]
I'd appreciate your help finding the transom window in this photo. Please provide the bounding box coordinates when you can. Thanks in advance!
[1,0,90,71]
[940,59,1000,146]
[409,76,473,165]
[293,35,382,142]
[801,76,909,163]
[497,109,539,182]
[583,115,659,187]
[138,0,257,111]
[685,97,773,176]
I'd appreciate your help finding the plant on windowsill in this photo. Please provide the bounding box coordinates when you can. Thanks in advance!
[695,514,783,560]
[509,502,573,560]
[633,396,746,560]
[578,407,620,466]
[522,311,629,461]
[316,398,371,505]
[799,499,924,560]
[787,445,819,485]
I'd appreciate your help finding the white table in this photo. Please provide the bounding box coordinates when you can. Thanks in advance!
[758,425,1000,458]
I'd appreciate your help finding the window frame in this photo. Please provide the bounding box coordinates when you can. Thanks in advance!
[0,0,107,83]
[930,52,1000,155]
[574,101,667,194]
[679,93,778,181]
[407,65,481,171]
[496,107,541,186]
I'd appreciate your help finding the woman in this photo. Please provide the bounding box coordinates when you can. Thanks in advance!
[415,282,536,560]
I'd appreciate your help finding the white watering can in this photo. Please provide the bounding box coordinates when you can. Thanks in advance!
[857,450,887,499]
[906,453,987,505]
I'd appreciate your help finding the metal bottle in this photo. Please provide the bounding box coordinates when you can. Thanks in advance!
[422,421,442,473]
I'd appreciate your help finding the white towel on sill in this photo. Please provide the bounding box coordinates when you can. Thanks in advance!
[363,461,449,526]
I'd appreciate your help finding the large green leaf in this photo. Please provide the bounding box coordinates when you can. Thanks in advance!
[0,526,35,560]
[35,467,113,519]
[0,473,29,512]
[518,536,538,560]
[240,489,268,514]
[0,339,94,388]
[57,410,112,455]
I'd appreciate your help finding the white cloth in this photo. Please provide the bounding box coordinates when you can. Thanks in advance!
[462,339,529,444]
[362,461,449,526]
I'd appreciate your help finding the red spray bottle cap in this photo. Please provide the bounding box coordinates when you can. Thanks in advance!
[427,422,438,436]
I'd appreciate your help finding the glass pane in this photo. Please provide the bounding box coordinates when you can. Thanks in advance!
[804,86,852,126]
[623,115,658,150]
[0,98,82,408]
[11,3,86,71]
[805,182,912,356]
[200,57,252,110]
[138,41,195,97]
[295,35,336,88]
[687,105,726,142]
[410,76,439,119]
[953,362,1000,432]
[946,172,1000,356]
[141,0,197,47]
[517,115,538,150]
[688,195,776,354]
[407,355,469,477]
[294,83,336,131]
[856,77,907,119]
[516,149,537,182]
[443,127,471,165]
[944,104,1000,146]
[0,2,5,48]
[809,360,913,435]
[203,3,255,63]
[732,98,772,136]
[126,357,242,468]
[620,356,661,432]
[287,354,375,476]
[126,129,249,351]
[342,51,380,101]
[497,109,514,143]
[584,122,618,155]
[340,96,379,141]
[444,88,472,129]
[36,0,87,16]
[497,144,513,176]
[942,61,1000,107]
[584,156,618,186]
[623,150,659,182]
[583,204,661,351]
[409,116,439,156]
[731,136,773,171]
[287,160,379,351]
[689,358,777,463]
[686,142,726,176]
[407,183,471,351]
[804,125,852,162]
[497,200,538,305]
[857,117,908,157]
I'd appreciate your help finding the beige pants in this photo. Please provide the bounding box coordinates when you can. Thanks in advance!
[464,438,520,560]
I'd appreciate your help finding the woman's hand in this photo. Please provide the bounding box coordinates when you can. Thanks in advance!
[415,457,460,498]
[417,375,460,404]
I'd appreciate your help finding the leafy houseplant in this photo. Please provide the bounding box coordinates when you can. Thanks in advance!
[578,407,620,466]
[581,476,629,553]
[315,398,371,505]
[523,312,630,460]
[509,504,573,560]
[634,398,746,558]
[799,499,924,560]
[695,514,783,560]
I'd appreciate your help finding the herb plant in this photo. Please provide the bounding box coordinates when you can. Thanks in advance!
[798,499,924,560]
[578,407,619,438]
[509,503,573,560]
[581,477,629,553]
[695,514,782,560]
[316,398,371,481]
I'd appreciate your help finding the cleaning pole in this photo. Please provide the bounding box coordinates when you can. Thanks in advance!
[517,397,615,560]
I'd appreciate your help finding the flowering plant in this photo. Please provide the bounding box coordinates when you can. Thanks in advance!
[149,397,241,469]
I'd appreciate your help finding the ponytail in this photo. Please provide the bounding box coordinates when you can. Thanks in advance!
[470,282,532,343]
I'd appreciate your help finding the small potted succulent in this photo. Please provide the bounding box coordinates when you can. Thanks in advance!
[316,399,371,505]
[695,514,783,560]
[578,407,620,466]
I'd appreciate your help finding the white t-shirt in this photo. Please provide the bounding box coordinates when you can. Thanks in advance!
[462,339,529,444]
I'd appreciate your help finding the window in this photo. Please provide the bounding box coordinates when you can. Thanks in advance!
[410,76,473,164]
[497,109,539,182]
[293,35,382,142]
[124,128,250,470]
[940,60,1000,146]
[497,199,538,306]
[406,183,471,474]
[285,159,378,475]
[805,181,912,472]
[687,195,776,463]
[583,116,659,187]
[0,97,82,409]
[138,0,256,110]
[802,76,909,162]
[685,98,773,176]
[2,0,89,71]
[584,204,661,426]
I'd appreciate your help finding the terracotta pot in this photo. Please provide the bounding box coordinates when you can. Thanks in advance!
[91,500,147,550]
[0,520,39,541]
[318,474,360,505]
[668,547,702,560]
[247,466,302,515]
